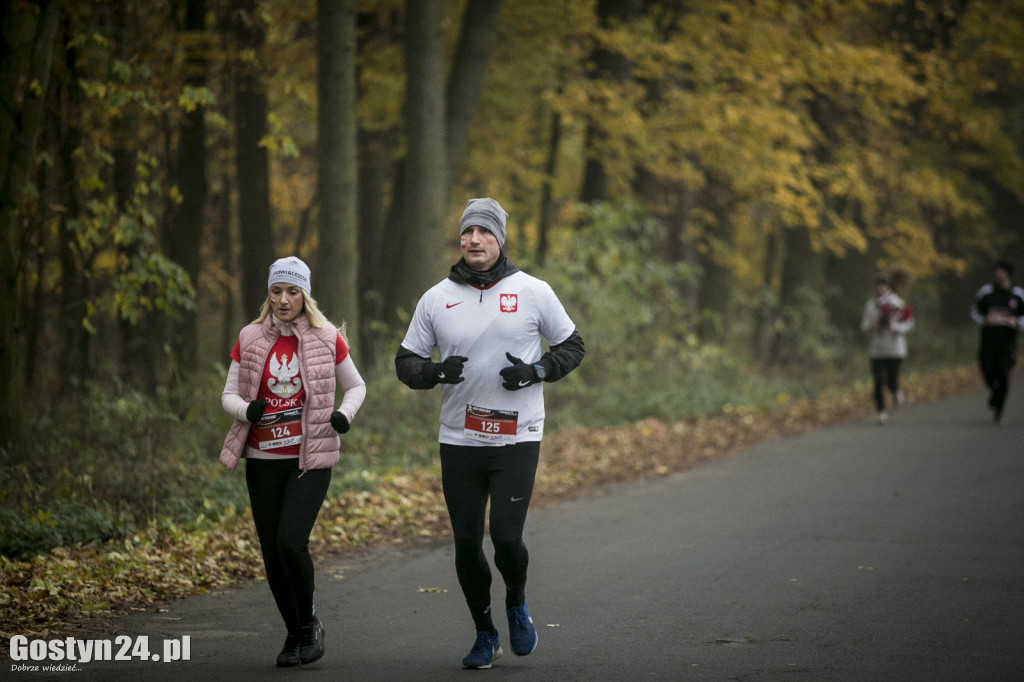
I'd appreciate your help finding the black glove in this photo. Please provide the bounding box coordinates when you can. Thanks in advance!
[421,355,469,385]
[330,411,350,434]
[500,352,538,391]
[246,399,268,423]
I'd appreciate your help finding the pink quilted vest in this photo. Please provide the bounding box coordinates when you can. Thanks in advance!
[219,314,340,473]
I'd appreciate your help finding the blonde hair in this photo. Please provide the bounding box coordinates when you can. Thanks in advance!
[255,290,348,342]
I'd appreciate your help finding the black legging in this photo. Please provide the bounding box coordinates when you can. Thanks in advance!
[871,357,903,412]
[440,442,540,633]
[245,458,331,635]
[979,343,1017,416]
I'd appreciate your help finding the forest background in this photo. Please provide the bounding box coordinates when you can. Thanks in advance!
[2,0,1024,622]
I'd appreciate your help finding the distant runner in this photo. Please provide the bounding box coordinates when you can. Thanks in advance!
[971,259,1024,425]
[861,271,914,425]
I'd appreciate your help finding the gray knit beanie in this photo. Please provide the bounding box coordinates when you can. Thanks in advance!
[268,256,312,294]
[459,198,508,248]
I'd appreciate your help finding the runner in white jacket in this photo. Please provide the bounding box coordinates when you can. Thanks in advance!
[860,274,914,424]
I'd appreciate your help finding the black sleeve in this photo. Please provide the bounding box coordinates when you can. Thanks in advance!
[395,345,437,390]
[538,328,585,382]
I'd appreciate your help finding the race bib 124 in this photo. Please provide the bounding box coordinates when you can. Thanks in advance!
[255,407,303,450]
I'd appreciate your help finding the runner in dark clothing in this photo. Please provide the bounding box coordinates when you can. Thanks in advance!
[971,260,1024,425]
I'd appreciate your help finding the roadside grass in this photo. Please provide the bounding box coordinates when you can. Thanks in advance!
[0,362,982,654]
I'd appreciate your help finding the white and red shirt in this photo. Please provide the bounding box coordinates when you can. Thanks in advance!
[860,291,914,359]
[401,271,576,446]
[230,332,349,456]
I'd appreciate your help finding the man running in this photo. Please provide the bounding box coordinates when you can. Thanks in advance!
[395,198,584,668]
[971,260,1024,424]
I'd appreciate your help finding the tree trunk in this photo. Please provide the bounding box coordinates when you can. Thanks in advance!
[0,0,63,446]
[668,184,700,317]
[23,200,47,387]
[768,225,826,366]
[698,233,736,343]
[55,27,90,387]
[579,123,609,205]
[215,176,238,355]
[356,128,390,360]
[114,112,157,390]
[383,0,447,320]
[168,0,207,373]
[445,0,505,188]
[537,108,562,264]
[693,177,739,342]
[751,226,780,362]
[826,241,881,338]
[316,0,358,333]
[230,1,276,318]
[372,1,504,330]
[107,0,155,392]
[578,0,642,204]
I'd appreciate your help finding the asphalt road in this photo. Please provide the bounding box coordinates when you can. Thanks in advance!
[13,387,1024,681]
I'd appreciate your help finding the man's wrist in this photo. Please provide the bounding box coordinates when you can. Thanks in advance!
[419,361,439,383]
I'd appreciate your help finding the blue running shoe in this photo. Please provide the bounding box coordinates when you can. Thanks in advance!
[462,631,503,669]
[506,603,538,656]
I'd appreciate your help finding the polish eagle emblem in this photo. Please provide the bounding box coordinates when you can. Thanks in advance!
[267,353,302,397]
[500,293,518,313]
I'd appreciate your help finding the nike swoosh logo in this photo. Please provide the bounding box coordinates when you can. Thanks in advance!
[446,302,464,309]
[511,496,525,502]
[518,380,532,387]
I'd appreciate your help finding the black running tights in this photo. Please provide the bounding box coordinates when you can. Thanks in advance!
[440,442,540,633]
[979,346,1016,415]
[871,357,903,412]
[245,458,331,635]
